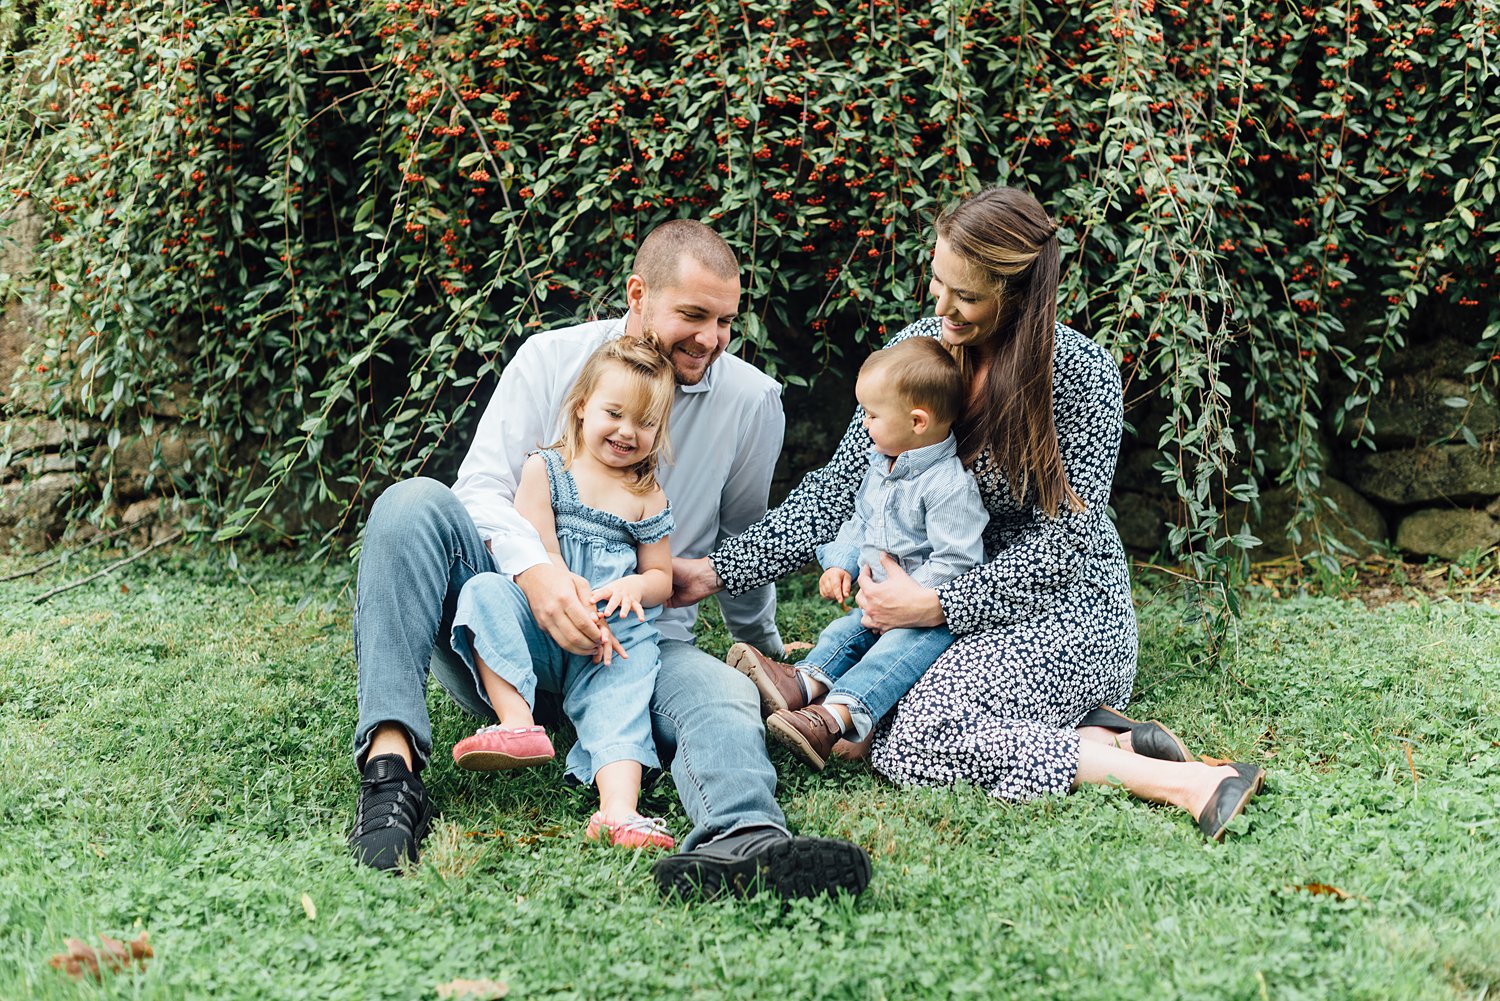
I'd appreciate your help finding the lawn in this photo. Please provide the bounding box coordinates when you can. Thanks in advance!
[1,549,1497,1000]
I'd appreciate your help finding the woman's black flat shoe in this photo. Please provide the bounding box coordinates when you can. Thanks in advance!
[1197,762,1266,842]
[1078,706,1192,763]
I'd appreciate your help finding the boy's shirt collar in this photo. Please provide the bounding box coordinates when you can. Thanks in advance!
[866,432,958,479]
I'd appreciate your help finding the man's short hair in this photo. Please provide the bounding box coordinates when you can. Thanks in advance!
[631,219,739,290]
[861,337,964,428]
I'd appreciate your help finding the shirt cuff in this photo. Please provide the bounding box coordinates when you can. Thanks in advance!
[815,542,861,578]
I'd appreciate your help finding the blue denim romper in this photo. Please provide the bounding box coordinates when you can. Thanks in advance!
[450,449,674,784]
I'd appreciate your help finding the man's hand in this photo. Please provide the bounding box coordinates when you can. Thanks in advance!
[516,562,604,655]
[592,575,648,624]
[855,553,946,632]
[668,556,724,608]
[819,567,853,604]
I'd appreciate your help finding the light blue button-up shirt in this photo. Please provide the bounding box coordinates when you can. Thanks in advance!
[815,432,987,589]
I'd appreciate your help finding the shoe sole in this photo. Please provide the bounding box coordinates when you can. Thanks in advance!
[653,838,872,901]
[765,714,828,771]
[725,642,791,717]
[453,750,554,771]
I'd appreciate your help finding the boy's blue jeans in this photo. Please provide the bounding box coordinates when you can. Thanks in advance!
[351,477,789,850]
[798,607,954,741]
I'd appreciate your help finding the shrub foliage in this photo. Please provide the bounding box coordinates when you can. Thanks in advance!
[2,0,1497,580]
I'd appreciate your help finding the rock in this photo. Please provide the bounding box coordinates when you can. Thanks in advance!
[1381,334,1482,380]
[1230,477,1388,559]
[0,472,76,552]
[145,383,200,420]
[1345,375,1500,447]
[1259,426,1333,480]
[1111,490,1173,553]
[0,201,43,407]
[106,428,213,500]
[1394,508,1500,561]
[1115,446,1174,495]
[1344,442,1500,505]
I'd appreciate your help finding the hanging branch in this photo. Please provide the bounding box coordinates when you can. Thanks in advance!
[30,531,184,604]
[0,522,144,583]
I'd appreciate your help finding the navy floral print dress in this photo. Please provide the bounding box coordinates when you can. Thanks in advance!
[710,316,1138,801]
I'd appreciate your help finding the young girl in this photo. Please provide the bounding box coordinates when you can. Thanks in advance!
[447,335,677,849]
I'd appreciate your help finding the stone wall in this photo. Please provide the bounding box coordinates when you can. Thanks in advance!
[1,201,184,551]
[1113,335,1500,562]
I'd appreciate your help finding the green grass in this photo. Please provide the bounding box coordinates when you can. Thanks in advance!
[2,551,1498,1000]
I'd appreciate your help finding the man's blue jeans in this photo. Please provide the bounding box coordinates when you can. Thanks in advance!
[352,477,789,849]
[799,607,954,741]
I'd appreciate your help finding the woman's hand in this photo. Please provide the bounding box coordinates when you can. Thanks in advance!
[856,554,946,631]
[668,556,724,608]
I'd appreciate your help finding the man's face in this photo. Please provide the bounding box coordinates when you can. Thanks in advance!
[627,259,740,386]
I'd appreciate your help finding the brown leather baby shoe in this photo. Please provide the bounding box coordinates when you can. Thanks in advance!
[726,642,808,717]
[765,705,845,771]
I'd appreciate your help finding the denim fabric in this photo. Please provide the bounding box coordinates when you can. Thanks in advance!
[352,477,789,848]
[651,639,789,850]
[353,477,499,771]
[797,607,955,741]
[450,572,661,784]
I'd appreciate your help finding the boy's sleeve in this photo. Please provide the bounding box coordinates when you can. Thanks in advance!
[908,467,989,589]
[815,507,865,579]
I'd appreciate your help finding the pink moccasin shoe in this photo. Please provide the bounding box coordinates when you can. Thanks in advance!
[451,725,555,771]
[585,811,675,850]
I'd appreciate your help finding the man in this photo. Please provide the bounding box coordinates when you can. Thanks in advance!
[347,219,872,899]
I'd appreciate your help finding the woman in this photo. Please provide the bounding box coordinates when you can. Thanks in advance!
[673,186,1262,840]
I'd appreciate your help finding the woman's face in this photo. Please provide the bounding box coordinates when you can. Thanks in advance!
[928,237,1001,348]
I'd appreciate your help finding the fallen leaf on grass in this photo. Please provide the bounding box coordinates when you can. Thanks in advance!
[784,641,814,653]
[49,931,152,981]
[301,893,317,921]
[434,977,509,1000]
[1198,755,1233,766]
[1295,883,1352,899]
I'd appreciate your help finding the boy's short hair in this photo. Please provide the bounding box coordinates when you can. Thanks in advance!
[860,337,964,427]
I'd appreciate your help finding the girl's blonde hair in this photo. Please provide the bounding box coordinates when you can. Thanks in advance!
[552,335,676,495]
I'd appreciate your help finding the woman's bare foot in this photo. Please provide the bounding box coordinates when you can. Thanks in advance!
[1076,724,1134,753]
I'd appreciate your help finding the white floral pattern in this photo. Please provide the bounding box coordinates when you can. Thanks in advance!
[712,316,1138,801]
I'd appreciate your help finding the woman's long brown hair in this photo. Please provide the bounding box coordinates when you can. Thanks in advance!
[937,187,1083,518]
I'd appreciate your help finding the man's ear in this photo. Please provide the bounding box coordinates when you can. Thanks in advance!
[910,407,932,435]
[624,273,648,313]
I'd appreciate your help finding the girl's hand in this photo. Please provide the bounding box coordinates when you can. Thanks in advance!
[592,618,630,666]
[592,576,648,623]
[819,568,853,604]
[856,553,946,631]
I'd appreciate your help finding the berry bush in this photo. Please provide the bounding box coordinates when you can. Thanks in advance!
[1,0,1496,584]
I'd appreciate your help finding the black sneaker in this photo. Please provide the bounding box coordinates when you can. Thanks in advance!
[348,754,434,872]
[652,826,871,901]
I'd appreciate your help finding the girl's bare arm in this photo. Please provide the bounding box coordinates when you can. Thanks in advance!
[514,454,568,571]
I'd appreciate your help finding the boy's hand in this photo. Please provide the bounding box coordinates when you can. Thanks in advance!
[592,575,648,624]
[819,568,853,603]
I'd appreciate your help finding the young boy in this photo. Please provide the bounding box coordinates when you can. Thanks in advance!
[726,336,988,769]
